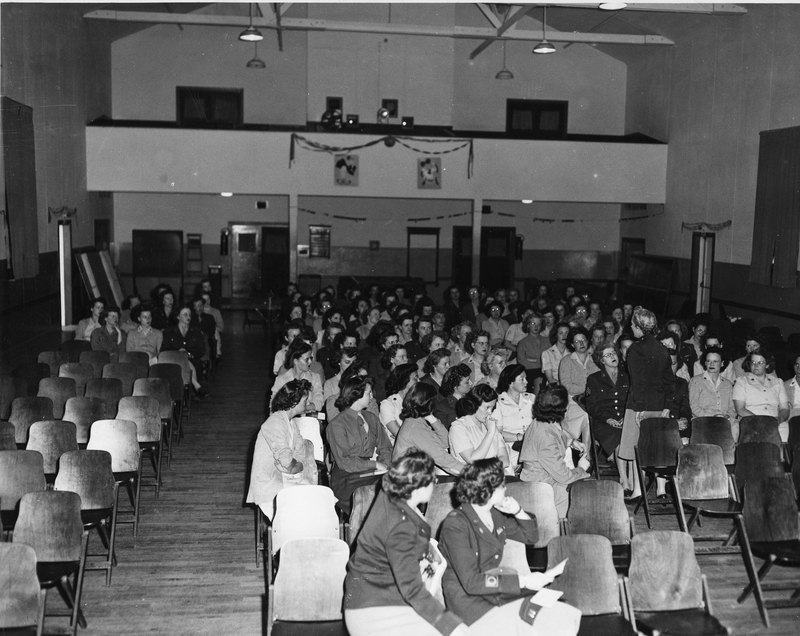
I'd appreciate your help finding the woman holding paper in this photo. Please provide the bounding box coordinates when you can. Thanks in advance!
[438,458,581,635]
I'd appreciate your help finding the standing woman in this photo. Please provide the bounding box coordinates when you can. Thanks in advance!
[271,340,324,413]
[76,297,106,341]
[380,363,420,443]
[343,449,468,636]
[585,343,630,493]
[246,379,318,520]
[91,305,127,362]
[617,306,674,499]
[438,458,582,636]
[475,349,508,390]
[420,348,452,390]
[494,364,536,468]
[434,363,473,430]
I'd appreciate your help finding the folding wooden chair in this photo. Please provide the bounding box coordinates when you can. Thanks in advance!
[347,482,379,545]
[133,378,174,467]
[55,450,119,586]
[79,350,110,378]
[0,543,44,635]
[0,449,47,533]
[148,363,186,443]
[690,416,736,466]
[634,417,683,529]
[118,351,150,379]
[25,420,79,483]
[61,339,92,363]
[266,537,349,636]
[732,442,784,500]
[0,373,27,420]
[116,396,163,496]
[737,477,800,628]
[157,352,193,428]
[12,362,50,397]
[37,351,68,378]
[63,397,107,447]
[87,419,143,537]
[739,415,782,449]
[13,491,89,636]
[102,362,141,397]
[10,397,55,447]
[548,535,637,636]
[84,378,123,418]
[36,377,76,420]
[58,362,94,397]
[0,421,17,450]
[628,531,730,636]
[505,480,562,571]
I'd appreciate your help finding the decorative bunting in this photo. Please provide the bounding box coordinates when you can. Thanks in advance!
[681,220,732,233]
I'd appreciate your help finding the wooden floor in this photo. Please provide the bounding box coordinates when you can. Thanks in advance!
[5,319,800,635]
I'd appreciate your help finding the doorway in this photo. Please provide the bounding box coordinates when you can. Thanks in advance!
[452,226,515,291]
[229,223,289,299]
[690,233,715,314]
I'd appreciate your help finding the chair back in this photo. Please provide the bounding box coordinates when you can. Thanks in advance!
[12,362,49,397]
[102,362,141,397]
[734,442,784,497]
[272,537,349,622]
[26,420,79,475]
[37,376,76,419]
[63,397,107,445]
[0,374,27,420]
[294,416,324,462]
[37,351,68,377]
[788,415,800,453]
[14,490,84,562]
[0,422,16,450]
[505,481,561,548]
[347,483,379,545]
[117,396,162,443]
[87,419,141,473]
[548,535,622,616]
[61,339,92,363]
[132,378,173,420]
[690,416,736,465]
[0,450,46,512]
[54,450,115,510]
[118,352,150,378]
[743,478,799,543]
[674,444,729,500]
[0,543,41,630]
[271,485,339,554]
[637,418,682,467]
[739,415,782,449]
[10,397,54,445]
[79,350,111,378]
[84,378,123,418]
[157,351,192,385]
[424,481,458,539]
[629,531,703,611]
[567,479,630,544]
[59,362,94,396]
[148,363,185,402]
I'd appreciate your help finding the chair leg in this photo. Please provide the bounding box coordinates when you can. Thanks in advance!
[155,437,163,495]
[134,456,143,536]
[735,514,770,628]
[673,486,688,533]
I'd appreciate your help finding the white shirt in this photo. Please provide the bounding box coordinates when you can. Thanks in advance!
[379,394,403,444]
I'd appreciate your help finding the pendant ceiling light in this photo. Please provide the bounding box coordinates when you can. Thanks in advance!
[247,41,266,68]
[495,41,514,80]
[239,3,263,42]
[533,6,556,54]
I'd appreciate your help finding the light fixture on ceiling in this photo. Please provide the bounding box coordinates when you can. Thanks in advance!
[521,199,533,204]
[495,41,514,80]
[220,192,233,197]
[377,107,390,124]
[246,41,266,68]
[239,3,263,42]
[533,6,556,54]
[599,2,627,10]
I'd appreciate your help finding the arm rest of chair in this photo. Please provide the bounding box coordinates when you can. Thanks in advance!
[559,517,568,536]
[629,516,636,537]
[701,573,714,615]
[619,575,636,631]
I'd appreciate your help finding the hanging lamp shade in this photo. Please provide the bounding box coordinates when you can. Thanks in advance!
[495,41,514,79]
[247,41,266,68]
[533,6,556,54]
[239,4,263,42]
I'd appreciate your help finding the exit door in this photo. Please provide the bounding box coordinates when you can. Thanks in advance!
[230,223,289,299]
[452,226,515,290]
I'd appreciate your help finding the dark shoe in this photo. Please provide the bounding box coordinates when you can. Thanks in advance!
[625,496,641,506]
[623,488,633,498]
[195,386,209,399]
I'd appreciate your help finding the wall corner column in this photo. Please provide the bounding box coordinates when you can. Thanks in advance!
[289,193,298,283]
[472,199,482,287]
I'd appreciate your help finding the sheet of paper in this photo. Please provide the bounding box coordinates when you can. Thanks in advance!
[530,588,563,607]
[545,558,568,578]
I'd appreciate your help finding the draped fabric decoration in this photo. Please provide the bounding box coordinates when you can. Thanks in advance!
[749,126,800,288]
[681,220,732,233]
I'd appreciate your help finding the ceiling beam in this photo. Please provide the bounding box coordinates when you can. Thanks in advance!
[469,4,539,60]
[83,10,675,46]
[552,3,747,15]
[475,3,502,29]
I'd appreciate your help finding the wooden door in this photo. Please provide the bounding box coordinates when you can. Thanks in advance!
[480,227,515,291]
[262,226,290,297]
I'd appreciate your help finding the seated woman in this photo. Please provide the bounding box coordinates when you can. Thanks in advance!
[449,389,511,475]
[541,322,570,387]
[433,363,472,430]
[474,348,508,390]
[76,297,106,341]
[357,306,382,343]
[343,449,467,636]
[315,320,345,380]
[691,333,735,381]
[151,289,178,332]
[556,327,596,450]
[689,346,737,438]
[448,321,473,365]
[438,458,581,636]
[270,340,324,413]
[463,330,490,385]
[482,301,509,348]
[119,294,141,334]
[733,350,791,441]
[91,305,127,362]
[323,346,359,402]
[245,379,318,520]
[658,331,692,433]
[126,304,162,363]
[585,342,630,493]
[519,385,591,516]
[375,343,409,402]
[380,363,419,443]
[515,313,549,393]
[493,364,536,469]
[328,375,392,515]
[393,382,465,477]
[419,348,452,390]
[416,332,449,373]
[161,304,209,398]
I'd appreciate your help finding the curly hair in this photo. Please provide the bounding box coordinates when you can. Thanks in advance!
[333,346,359,369]
[632,306,658,335]
[742,349,775,374]
[98,305,121,327]
[496,364,526,395]
[386,363,419,397]
[333,330,360,350]
[382,448,435,502]
[591,342,620,369]
[333,375,373,411]
[380,344,407,370]
[454,393,480,418]
[451,321,474,344]
[455,457,505,506]
[284,339,312,370]
[271,379,312,412]
[422,348,451,375]
[439,363,472,398]
[532,385,569,423]
[469,383,498,405]
[566,326,590,352]
[479,348,508,377]
[421,331,449,354]
[700,345,729,369]
[465,329,490,355]
[400,382,437,420]
[486,300,505,315]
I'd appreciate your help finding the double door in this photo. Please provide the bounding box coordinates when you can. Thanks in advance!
[230,224,289,298]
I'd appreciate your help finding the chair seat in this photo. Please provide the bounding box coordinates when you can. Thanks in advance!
[81,507,113,527]
[578,614,637,636]
[750,540,800,566]
[36,560,81,585]
[681,498,742,515]
[635,609,730,636]
[272,620,350,636]
[646,466,677,477]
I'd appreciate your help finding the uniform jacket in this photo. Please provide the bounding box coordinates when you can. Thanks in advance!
[626,334,674,412]
[585,368,629,424]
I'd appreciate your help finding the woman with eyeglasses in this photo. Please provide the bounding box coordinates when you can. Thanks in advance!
[556,327,597,451]
[464,330,490,385]
[733,350,791,441]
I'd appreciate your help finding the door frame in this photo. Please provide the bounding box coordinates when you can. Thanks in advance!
[228,222,288,299]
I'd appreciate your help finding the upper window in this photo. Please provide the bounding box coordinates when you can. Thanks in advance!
[506,99,568,139]
[176,87,243,128]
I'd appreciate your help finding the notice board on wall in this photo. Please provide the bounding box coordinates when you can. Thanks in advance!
[132,230,184,297]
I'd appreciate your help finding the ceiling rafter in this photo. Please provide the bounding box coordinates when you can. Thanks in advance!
[469,4,539,60]
[551,3,746,15]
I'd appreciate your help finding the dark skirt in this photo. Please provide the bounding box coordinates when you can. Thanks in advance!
[591,416,623,457]
[330,465,382,516]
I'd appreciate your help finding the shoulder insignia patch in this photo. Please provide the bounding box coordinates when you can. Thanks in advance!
[485,574,499,588]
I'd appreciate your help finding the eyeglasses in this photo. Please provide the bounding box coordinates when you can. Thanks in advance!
[601,352,616,359]
[751,361,766,367]
[573,339,588,345]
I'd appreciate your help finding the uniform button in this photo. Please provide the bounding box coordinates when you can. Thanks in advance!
[494,555,499,559]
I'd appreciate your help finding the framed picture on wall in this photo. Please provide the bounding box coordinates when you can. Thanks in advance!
[418,157,441,189]
[334,154,359,186]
